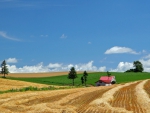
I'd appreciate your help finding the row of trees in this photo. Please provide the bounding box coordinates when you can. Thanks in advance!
[68,67,88,86]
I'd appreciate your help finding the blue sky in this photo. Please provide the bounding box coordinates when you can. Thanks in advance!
[0,0,150,73]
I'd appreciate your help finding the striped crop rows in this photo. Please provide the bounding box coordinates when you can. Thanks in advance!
[0,80,150,113]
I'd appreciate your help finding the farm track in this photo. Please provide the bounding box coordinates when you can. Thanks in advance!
[0,79,150,113]
[144,80,150,97]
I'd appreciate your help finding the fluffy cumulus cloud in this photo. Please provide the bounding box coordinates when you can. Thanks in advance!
[8,62,52,73]
[6,58,18,63]
[105,46,138,54]
[8,61,106,73]
[6,54,150,73]
[110,54,150,72]
[110,62,133,72]
[140,54,150,72]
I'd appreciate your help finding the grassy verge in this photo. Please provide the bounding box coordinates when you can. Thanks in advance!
[0,85,77,94]
[6,72,150,86]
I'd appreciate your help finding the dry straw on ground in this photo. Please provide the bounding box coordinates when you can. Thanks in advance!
[8,71,84,78]
[0,74,150,113]
[0,78,50,91]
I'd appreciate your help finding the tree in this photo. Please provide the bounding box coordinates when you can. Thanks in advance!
[125,61,144,72]
[107,71,111,77]
[1,60,9,78]
[133,61,144,72]
[81,76,84,85]
[68,67,77,86]
[83,71,88,86]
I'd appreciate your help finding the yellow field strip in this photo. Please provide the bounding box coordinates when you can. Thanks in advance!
[7,71,88,78]
[0,78,49,91]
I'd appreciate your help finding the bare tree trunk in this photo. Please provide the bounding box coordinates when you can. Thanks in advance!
[4,73,5,78]
[73,79,74,86]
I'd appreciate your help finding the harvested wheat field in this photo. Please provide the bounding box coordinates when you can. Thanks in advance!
[8,71,84,78]
[0,78,50,91]
[0,79,150,113]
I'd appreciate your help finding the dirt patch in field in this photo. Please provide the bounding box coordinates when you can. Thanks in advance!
[7,71,85,78]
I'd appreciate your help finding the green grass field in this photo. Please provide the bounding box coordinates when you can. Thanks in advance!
[7,72,150,86]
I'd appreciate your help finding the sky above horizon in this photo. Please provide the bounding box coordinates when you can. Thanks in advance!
[0,0,150,73]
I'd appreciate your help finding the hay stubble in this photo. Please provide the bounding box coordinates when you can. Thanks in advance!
[0,78,150,113]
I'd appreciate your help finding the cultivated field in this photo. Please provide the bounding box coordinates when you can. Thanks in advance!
[0,78,50,91]
[0,78,150,113]
[8,72,84,78]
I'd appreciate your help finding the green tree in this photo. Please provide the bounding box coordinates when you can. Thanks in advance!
[133,61,144,72]
[83,71,88,86]
[125,61,144,72]
[107,71,111,77]
[1,60,9,78]
[81,76,84,85]
[68,67,77,86]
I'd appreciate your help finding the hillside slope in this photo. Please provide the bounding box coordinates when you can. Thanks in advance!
[0,78,50,91]
[0,79,150,113]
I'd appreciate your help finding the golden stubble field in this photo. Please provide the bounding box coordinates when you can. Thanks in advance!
[0,73,150,113]
[8,72,85,78]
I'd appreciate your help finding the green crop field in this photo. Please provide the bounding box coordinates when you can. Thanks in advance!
[6,72,150,86]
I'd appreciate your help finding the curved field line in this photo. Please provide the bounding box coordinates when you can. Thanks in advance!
[144,80,150,97]
[0,78,50,91]
[90,82,139,113]
[110,81,146,113]
[0,80,150,113]
[71,88,111,113]
[0,89,80,113]
[136,79,150,113]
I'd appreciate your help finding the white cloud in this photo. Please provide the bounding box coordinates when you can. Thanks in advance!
[40,35,48,37]
[48,63,62,68]
[7,61,106,73]
[8,62,49,73]
[143,54,150,59]
[140,58,150,72]
[105,46,138,54]
[88,42,91,44]
[99,66,106,72]
[6,58,18,63]
[0,31,20,41]
[110,62,133,72]
[110,54,150,72]
[60,34,67,39]
[142,50,147,53]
